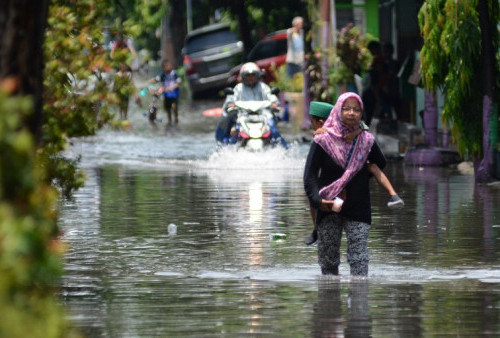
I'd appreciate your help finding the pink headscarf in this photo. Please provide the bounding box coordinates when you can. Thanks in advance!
[313,92,375,200]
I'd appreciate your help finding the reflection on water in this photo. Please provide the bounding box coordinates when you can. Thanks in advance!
[59,124,500,336]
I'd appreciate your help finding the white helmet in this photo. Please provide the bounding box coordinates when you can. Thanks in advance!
[240,62,261,87]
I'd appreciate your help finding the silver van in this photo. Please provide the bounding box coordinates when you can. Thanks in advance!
[182,23,243,98]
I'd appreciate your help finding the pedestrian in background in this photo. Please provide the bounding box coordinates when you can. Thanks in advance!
[382,42,401,121]
[110,32,137,68]
[113,63,140,122]
[286,16,304,78]
[362,40,390,125]
[148,60,181,126]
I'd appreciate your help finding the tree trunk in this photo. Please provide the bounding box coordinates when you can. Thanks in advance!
[169,0,187,68]
[0,0,49,144]
[474,0,498,182]
[230,0,253,58]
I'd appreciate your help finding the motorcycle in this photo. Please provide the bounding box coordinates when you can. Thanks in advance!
[216,87,287,151]
[216,88,288,150]
[232,100,275,150]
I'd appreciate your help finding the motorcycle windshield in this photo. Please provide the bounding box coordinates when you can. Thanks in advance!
[234,100,270,112]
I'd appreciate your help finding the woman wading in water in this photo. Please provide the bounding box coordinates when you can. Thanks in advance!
[303,92,387,276]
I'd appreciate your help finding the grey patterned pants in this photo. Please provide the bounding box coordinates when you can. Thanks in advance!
[317,213,370,276]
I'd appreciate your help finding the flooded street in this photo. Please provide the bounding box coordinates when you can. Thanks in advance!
[58,97,500,336]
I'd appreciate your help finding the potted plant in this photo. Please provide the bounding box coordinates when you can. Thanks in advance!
[270,64,305,130]
[269,64,303,93]
[329,23,372,93]
[304,51,335,103]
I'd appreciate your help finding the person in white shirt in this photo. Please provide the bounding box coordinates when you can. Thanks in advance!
[286,16,304,78]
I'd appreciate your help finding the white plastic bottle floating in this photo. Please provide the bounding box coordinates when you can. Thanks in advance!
[168,223,177,235]
[269,233,287,241]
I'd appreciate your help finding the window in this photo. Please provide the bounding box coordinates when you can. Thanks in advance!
[247,39,287,61]
[185,29,239,54]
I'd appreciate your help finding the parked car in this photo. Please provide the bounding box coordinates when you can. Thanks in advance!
[227,30,288,87]
[182,23,244,98]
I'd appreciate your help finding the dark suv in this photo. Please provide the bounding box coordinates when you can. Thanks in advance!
[182,23,243,98]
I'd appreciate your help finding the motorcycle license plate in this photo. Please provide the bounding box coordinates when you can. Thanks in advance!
[246,139,264,150]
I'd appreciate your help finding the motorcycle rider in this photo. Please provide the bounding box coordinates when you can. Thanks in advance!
[215,62,288,148]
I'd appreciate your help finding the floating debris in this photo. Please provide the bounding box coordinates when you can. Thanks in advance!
[168,223,177,234]
[269,233,287,241]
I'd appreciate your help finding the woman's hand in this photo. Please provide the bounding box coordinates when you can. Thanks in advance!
[319,199,334,212]
[343,128,362,143]
[319,198,344,213]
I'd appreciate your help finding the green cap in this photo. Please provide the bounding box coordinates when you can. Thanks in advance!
[309,101,333,119]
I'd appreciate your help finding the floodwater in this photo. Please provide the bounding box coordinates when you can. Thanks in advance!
[58,97,500,337]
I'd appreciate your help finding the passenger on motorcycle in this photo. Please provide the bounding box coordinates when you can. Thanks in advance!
[215,62,288,148]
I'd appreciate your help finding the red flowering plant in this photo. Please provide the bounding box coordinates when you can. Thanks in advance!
[304,51,335,103]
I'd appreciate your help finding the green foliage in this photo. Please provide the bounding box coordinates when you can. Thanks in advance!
[0,90,75,337]
[130,0,165,31]
[44,1,116,140]
[418,0,500,157]
[41,0,174,197]
[245,2,302,42]
[303,5,371,102]
[330,24,372,84]
[111,0,166,52]
[270,65,303,93]
[43,1,131,197]
[46,155,86,201]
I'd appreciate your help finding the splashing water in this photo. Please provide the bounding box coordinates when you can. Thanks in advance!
[190,145,307,185]
[201,144,306,170]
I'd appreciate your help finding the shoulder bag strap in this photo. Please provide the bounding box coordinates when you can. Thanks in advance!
[344,134,360,170]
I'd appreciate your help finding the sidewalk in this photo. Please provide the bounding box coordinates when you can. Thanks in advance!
[371,119,463,166]
[370,118,416,158]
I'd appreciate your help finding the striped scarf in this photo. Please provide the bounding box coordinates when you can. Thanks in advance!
[313,92,375,201]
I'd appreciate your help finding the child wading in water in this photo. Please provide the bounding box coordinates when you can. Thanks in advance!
[147,59,181,126]
[305,101,404,246]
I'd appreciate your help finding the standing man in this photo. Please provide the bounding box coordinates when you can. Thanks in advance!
[382,42,401,121]
[286,16,304,78]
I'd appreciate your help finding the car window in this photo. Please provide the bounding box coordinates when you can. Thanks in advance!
[185,30,239,54]
[247,39,287,61]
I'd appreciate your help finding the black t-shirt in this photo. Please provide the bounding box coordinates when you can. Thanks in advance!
[303,141,386,224]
